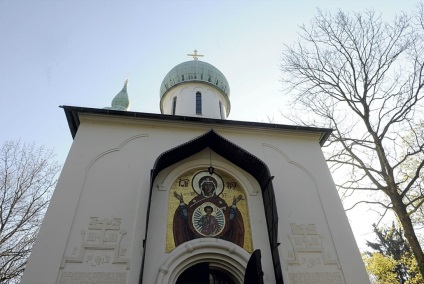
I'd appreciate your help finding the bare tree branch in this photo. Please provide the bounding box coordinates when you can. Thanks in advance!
[281,8,424,277]
[0,141,60,283]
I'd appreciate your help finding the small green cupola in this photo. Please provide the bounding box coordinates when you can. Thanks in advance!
[104,80,131,111]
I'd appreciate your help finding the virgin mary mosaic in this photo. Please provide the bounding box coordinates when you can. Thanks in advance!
[166,169,252,252]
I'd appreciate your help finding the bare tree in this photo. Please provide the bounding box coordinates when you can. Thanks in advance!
[400,122,424,239]
[281,9,424,276]
[0,141,60,283]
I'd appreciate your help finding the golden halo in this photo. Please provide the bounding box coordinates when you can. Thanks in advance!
[192,170,224,196]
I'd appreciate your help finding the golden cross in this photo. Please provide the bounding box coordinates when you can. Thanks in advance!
[187,49,204,61]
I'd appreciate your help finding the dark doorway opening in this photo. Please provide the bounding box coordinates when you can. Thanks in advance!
[176,262,236,284]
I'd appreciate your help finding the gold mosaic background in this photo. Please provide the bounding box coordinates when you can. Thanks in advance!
[166,168,253,253]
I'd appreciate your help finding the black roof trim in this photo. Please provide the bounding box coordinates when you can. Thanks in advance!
[152,129,271,188]
[60,105,332,146]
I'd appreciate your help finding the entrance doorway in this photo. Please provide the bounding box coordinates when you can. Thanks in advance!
[176,262,237,284]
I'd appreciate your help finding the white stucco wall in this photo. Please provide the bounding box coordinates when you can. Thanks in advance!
[22,113,369,284]
[161,82,229,119]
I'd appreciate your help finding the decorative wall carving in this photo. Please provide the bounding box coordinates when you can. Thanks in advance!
[286,223,339,268]
[288,272,342,284]
[61,217,130,270]
[85,255,110,267]
[285,223,344,283]
[59,272,127,284]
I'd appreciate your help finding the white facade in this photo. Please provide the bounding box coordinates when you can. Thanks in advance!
[21,59,370,284]
[160,82,229,119]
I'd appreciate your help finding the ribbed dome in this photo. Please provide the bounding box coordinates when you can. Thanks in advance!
[160,60,230,99]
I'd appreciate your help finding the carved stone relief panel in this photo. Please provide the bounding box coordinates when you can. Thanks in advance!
[58,217,130,284]
[285,223,344,284]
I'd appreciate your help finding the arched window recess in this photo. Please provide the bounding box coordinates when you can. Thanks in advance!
[140,130,283,283]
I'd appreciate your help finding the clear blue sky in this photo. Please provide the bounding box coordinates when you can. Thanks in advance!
[0,0,419,249]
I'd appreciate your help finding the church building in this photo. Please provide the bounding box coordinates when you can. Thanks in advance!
[21,51,370,284]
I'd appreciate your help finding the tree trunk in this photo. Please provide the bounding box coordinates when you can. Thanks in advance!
[391,194,424,277]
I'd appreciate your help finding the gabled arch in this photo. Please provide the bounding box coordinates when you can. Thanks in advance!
[152,130,270,188]
[141,129,283,283]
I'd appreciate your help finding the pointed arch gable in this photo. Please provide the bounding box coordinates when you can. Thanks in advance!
[152,130,270,188]
[141,129,283,283]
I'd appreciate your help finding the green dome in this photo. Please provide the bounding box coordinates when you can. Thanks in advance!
[160,60,230,99]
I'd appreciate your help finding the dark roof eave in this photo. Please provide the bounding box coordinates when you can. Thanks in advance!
[60,105,333,146]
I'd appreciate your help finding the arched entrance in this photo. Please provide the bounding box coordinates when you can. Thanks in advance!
[176,262,236,284]
[154,238,249,284]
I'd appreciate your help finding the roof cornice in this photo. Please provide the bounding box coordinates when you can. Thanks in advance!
[60,105,332,146]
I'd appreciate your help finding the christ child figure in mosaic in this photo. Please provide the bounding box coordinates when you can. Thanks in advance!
[197,205,219,235]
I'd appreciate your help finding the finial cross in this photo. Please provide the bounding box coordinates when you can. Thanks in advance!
[187,49,204,61]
